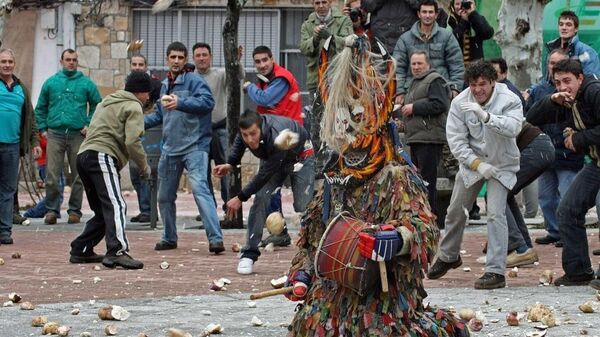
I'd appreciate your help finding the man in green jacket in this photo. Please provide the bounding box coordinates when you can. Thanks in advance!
[69,72,152,269]
[0,48,41,245]
[35,49,102,225]
[300,0,352,175]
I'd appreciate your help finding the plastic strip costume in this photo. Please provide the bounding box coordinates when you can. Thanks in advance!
[286,35,470,337]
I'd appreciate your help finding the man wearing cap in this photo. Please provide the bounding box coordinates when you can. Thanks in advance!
[69,72,152,269]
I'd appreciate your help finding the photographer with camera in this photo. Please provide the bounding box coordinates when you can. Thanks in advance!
[448,0,494,65]
[343,0,369,35]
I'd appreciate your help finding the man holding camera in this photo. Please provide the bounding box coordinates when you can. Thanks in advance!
[448,0,494,65]
[343,0,369,36]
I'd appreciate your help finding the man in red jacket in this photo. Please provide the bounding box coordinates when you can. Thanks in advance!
[243,45,303,125]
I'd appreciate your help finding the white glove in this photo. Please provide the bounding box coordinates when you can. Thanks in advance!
[461,102,489,123]
[476,162,497,179]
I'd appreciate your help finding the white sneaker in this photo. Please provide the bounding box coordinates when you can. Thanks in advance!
[237,257,254,275]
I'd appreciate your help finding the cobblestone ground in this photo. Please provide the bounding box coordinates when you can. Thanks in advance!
[1,190,599,337]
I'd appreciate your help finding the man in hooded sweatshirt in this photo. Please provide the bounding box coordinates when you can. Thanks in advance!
[35,49,102,225]
[69,72,152,269]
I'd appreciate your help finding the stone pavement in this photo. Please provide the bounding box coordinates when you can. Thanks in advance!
[1,190,599,336]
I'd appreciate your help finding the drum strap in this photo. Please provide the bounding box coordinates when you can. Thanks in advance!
[322,179,332,224]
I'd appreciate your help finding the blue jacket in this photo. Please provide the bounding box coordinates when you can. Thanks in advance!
[525,79,584,171]
[144,72,215,155]
[545,34,600,76]
[393,21,465,95]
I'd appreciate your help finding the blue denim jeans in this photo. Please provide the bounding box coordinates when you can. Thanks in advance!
[538,167,578,239]
[157,149,223,244]
[129,160,151,214]
[24,173,65,218]
[0,143,20,237]
[507,133,554,251]
[45,130,85,216]
[557,163,600,276]
[242,155,315,261]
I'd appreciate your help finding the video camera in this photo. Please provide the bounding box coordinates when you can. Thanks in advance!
[349,7,362,22]
[461,0,472,10]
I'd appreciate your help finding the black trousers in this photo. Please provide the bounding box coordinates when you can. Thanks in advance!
[70,150,129,257]
[410,143,443,216]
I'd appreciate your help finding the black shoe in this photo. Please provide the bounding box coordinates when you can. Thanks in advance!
[195,214,202,221]
[260,232,291,247]
[209,241,225,254]
[102,253,144,269]
[0,236,14,244]
[12,213,27,225]
[468,210,481,221]
[593,249,600,256]
[154,240,177,250]
[590,279,600,291]
[554,240,563,248]
[130,213,150,223]
[554,273,594,286]
[474,272,506,289]
[427,257,463,279]
[535,235,560,245]
[69,253,104,263]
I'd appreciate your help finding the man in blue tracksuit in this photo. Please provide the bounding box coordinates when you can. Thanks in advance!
[145,41,224,254]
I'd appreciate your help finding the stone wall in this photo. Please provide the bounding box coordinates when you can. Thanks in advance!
[75,0,130,96]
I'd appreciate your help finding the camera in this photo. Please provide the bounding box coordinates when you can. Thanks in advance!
[349,8,362,22]
[461,0,472,10]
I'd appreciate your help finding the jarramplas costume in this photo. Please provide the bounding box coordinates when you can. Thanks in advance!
[285,35,470,337]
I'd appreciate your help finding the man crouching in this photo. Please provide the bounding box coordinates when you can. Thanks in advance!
[69,72,152,269]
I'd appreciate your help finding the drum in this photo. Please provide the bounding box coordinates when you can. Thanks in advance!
[315,212,379,295]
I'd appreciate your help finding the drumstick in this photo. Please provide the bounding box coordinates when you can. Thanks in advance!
[379,261,389,293]
[249,286,293,300]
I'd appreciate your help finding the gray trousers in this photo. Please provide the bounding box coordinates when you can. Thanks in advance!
[45,130,85,216]
[439,172,509,275]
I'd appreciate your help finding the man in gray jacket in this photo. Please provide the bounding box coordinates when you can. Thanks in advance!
[392,0,464,105]
[427,61,523,289]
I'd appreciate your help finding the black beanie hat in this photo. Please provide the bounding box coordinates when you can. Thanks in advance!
[125,72,152,93]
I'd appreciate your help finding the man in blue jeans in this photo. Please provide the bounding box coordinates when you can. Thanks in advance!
[527,59,600,288]
[526,49,583,247]
[213,110,315,275]
[145,42,224,254]
[0,48,41,244]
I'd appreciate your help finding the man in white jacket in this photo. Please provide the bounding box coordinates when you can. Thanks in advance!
[427,60,523,289]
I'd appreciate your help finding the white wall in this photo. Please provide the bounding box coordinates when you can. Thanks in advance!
[31,3,77,106]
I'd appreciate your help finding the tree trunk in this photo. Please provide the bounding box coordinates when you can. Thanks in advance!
[495,0,551,89]
[223,0,244,228]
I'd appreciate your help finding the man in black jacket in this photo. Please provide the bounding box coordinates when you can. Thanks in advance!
[400,50,450,224]
[213,110,315,275]
[448,0,494,65]
[527,59,600,289]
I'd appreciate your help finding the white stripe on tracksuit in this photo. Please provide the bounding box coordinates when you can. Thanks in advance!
[98,153,129,255]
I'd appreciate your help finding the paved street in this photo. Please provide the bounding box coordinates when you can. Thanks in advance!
[1,190,599,336]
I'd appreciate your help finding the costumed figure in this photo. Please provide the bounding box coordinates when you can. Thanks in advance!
[285,34,470,337]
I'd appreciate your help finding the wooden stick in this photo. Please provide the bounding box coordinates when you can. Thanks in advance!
[379,261,389,293]
[249,286,293,300]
